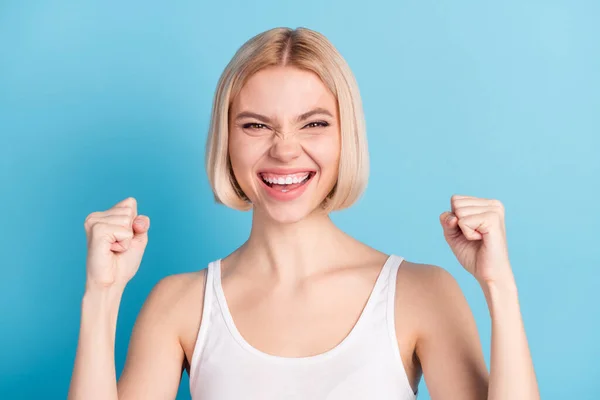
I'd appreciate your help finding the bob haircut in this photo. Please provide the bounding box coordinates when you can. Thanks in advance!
[205,26,369,212]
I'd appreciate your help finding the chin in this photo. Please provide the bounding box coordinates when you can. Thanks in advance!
[260,202,319,224]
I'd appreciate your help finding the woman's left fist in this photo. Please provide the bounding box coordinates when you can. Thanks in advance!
[440,194,515,288]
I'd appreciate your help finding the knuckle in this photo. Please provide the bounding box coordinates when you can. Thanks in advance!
[492,200,504,212]
[486,210,501,222]
[90,222,104,233]
[84,213,98,228]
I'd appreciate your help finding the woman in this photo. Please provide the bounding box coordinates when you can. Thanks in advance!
[69,27,540,399]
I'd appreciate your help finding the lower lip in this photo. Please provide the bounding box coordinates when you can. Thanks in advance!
[258,174,314,202]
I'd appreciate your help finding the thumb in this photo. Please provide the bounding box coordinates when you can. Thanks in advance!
[439,211,461,238]
[132,215,150,242]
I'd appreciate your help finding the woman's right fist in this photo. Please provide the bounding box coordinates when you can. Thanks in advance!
[84,197,150,290]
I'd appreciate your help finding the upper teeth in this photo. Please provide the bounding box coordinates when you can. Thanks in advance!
[261,173,310,185]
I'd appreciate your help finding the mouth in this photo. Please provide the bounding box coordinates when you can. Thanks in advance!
[258,171,316,193]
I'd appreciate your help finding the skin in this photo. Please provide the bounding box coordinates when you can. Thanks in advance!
[68,66,540,399]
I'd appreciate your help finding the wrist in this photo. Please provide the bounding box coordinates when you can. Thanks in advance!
[481,277,518,296]
[480,278,521,319]
[85,277,127,296]
[82,283,125,324]
[478,265,518,297]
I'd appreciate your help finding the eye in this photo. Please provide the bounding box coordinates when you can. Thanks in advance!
[303,121,330,129]
[242,122,270,130]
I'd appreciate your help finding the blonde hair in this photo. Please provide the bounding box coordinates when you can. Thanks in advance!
[205,27,368,212]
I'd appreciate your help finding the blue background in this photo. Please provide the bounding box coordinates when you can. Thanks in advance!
[1,1,598,398]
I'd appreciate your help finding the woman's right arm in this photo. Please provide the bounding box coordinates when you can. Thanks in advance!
[68,197,186,400]
[69,278,189,400]
[68,284,124,400]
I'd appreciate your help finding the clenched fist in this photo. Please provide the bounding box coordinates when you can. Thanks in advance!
[439,194,514,289]
[83,197,150,290]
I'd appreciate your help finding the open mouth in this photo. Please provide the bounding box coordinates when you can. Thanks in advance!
[258,171,316,193]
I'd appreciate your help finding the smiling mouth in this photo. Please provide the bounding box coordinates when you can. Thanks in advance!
[258,171,316,192]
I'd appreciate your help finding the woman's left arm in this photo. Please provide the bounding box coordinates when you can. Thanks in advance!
[481,274,539,400]
[439,194,540,400]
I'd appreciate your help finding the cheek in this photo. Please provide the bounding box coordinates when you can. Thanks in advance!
[228,134,255,179]
[304,135,341,173]
[228,132,270,188]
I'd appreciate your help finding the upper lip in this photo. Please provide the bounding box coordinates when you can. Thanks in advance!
[257,168,316,175]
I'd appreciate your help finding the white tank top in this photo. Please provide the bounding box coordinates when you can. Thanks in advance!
[189,254,418,399]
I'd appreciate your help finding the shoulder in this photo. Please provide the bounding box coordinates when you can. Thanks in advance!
[394,259,471,337]
[396,259,462,300]
[393,260,488,396]
[117,269,210,394]
[138,268,209,338]
[145,269,208,312]
[153,269,207,293]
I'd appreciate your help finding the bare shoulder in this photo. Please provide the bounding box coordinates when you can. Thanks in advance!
[144,269,207,316]
[139,269,208,344]
[396,259,463,303]
[141,269,209,364]
[395,259,462,324]
[117,269,209,397]
[394,260,488,397]
[134,269,207,331]
[393,260,481,390]
[394,259,472,349]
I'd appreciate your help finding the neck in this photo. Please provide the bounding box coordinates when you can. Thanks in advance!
[235,207,350,283]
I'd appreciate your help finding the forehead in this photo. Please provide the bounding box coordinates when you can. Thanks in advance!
[231,66,338,118]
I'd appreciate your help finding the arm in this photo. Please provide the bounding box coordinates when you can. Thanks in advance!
[68,284,125,400]
[482,280,539,400]
[415,266,539,400]
[411,265,489,399]
[421,194,540,399]
[68,274,196,400]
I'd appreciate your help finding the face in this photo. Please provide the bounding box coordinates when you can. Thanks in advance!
[228,66,341,224]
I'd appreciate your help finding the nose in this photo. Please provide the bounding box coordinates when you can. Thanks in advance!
[269,133,302,163]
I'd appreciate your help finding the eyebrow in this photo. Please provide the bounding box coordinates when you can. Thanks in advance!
[234,107,334,124]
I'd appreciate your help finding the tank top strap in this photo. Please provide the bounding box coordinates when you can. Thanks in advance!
[385,254,404,321]
[385,254,405,302]
[189,261,216,393]
[354,254,405,332]
[384,254,409,377]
